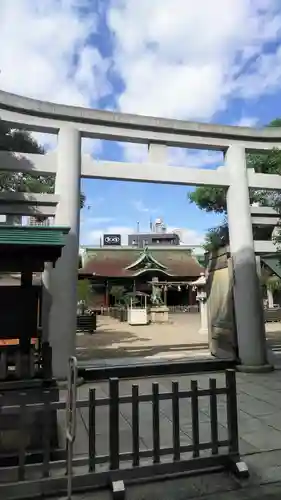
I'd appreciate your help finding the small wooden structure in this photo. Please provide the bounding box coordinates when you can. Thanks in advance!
[0,225,70,383]
[127,291,149,325]
[0,225,69,457]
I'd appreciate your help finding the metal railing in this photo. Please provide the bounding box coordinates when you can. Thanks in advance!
[66,356,78,500]
[0,368,242,499]
[169,305,200,313]
[101,305,199,320]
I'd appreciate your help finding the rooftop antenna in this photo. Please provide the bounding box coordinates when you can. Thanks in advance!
[149,217,153,232]
[136,221,140,248]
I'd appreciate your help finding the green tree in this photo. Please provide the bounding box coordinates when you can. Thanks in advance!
[77,279,94,313]
[266,274,281,294]
[188,119,281,251]
[110,285,127,305]
[0,121,85,208]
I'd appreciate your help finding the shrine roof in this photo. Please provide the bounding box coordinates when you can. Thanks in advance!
[0,225,70,247]
[0,226,70,271]
[79,247,203,278]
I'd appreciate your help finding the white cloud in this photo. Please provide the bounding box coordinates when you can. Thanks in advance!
[82,216,114,226]
[107,0,281,120]
[121,143,148,163]
[0,0,110,155]
[0,1,107,104]
[234,117,259,128]
[85,225,133,246]
[168,148,223,168]
[167,227,204,246]
[121,143,223,169]
[81,221,204,247]
[132,200,159,214]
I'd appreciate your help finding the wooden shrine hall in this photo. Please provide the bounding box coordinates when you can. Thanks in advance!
[79,246,204,307]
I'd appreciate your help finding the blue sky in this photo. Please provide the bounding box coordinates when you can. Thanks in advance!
[1,0,281,245]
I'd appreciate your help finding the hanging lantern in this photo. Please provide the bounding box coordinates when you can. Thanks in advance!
[177,285,181,292]
[164,285,168,292]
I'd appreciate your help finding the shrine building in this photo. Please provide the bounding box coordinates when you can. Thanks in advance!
[79,245,204,307]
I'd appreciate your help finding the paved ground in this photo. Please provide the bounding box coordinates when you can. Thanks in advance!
[76,313,208,362]
[67,367,281,461]
[53,318,281,498]
[54,344,281,499]
[76,313,281,366]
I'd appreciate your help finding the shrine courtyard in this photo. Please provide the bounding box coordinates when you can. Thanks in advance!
[76,313,281,365]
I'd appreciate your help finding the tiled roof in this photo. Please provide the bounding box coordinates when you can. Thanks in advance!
[80,248,203,278]
[0,225,70,247]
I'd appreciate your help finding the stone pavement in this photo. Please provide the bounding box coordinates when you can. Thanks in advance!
[53,324,281,499]
[76,313,208,363]
[76,314,281,366]
[54,349,281,499]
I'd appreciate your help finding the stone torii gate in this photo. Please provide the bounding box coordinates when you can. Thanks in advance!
[0,90,281,378]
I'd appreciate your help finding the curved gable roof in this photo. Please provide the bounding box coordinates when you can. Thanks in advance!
[80,247,203,278]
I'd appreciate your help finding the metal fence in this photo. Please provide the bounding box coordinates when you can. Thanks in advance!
[100,305,199,320]
[168,305,200,313]
[0,368,243,499]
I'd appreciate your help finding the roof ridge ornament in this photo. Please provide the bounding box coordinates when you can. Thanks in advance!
[125,246,167,271]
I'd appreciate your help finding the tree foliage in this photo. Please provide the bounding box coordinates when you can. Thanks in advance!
[110,285,126,305]
[0,120,85,208]
[77,279,94,305]
[203,221,229,252]
[266,274,281,293]
[188,119,281,251]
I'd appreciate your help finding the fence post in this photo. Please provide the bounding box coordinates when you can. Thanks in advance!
[132,384,140,467]
[172,381,180,461]
[18,397,27,482]
[209,378,218,455]
[42,391,52,478]
[109,378,120,470]
[89,388,96,472]
[191,380,200,458]
[66,356,78,500]
[226,369,239,455]
[152,383,160,464]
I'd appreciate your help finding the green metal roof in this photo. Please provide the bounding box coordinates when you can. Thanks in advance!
[261,255,281,279]
[0,225,70,247]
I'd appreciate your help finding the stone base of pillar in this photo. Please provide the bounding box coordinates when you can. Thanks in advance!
[236,363,274,373]
[150,306,169,323]
[56,377,85,389]
[198,327,208,335]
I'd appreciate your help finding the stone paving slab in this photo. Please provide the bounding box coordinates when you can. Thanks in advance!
[53,367,281,499]
[76,314,209,363]
[61,369,281,460]
[51,478,281,500]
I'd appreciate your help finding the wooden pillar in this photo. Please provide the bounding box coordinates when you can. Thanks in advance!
[105,280,109,307]
[20,269,33,378]
[164,285,167,306]
[188,285,193,306]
